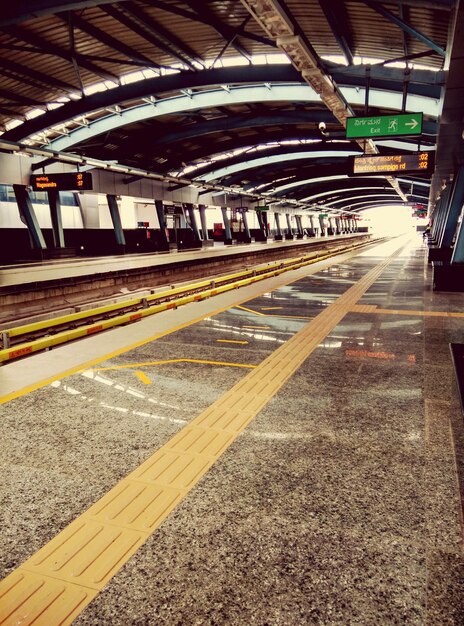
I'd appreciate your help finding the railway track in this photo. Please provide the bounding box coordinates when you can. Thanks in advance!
[0,237,381,364]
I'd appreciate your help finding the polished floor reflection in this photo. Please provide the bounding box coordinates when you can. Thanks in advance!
[1,236,463,625]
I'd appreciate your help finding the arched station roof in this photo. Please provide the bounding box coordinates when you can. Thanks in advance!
[0,0,458,215]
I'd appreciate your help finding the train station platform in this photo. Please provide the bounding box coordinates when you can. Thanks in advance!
[1,234,463,625]
[0,233,368,325]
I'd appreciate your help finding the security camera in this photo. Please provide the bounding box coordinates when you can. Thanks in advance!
[318,121,326,132]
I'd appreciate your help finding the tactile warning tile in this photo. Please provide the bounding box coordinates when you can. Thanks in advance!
[0,244,403,626]
[0,570,91,626]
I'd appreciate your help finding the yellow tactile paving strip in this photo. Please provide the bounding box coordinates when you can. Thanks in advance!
[0,246,402,626]
[351,304,464,318]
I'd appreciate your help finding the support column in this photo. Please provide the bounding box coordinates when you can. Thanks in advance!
[221,206,232,241]
[319,215,325,236]
[295,215,304,237]
[198,204,209,240]
[308,215,316,236]
[451,210,464,263]
[440,167,464,249]
[184,202,200,242]
[106,194,126,248]
[285,213,293,239]
[47,189,65,248]
[327,217,334,235]
[241,210,251,240]
[274,212,282,239]
[433,184,452,244]
[255,209,267,240]
[335,217,341,234]
[155,199,169,247]
[13,184,46,250]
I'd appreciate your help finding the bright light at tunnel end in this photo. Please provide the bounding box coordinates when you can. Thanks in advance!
[362,205,427,236]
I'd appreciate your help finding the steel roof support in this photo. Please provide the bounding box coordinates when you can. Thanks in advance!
[239,0,407,202]
[146,0,276,49]
[47,189,65,248]
[186,0,251,61]
[39,84,439,154]
[358,0,446,57]
[0,56,77,92]
[56,12,164,70]
[103,4,198,71]
[3,63,440,143]
[196,151,360,184]
[318,0,354,66]
[106,194,126,247]
[4,24,119,83]
[13,184,47,250]
[439,166,464,248]
[0,1,128,27]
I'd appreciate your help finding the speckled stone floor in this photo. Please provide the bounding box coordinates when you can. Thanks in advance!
[1,236,463,625]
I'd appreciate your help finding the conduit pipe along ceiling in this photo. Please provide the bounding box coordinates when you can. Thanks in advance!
[0,1,451,212]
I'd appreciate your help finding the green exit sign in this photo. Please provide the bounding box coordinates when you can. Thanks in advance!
[255,205,269,211]
[346,112,422,139]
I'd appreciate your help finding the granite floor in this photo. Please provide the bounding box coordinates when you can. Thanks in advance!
[1,235,463,625]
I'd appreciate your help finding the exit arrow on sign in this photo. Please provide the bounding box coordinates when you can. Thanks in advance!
[346,112,423,139]
[405,119,419,129]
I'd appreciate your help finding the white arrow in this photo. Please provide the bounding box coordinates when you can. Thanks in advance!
[405,118,419,130]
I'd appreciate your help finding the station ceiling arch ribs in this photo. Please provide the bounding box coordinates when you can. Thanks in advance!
[3,63,441,144]
[2,23,119,83]
[0,0,127,27]
[144,0,276,49]
[38,84,440,153]
[357,0,446,57]
[238,0,407,201]
[102,4,200,71]
[317,0,354,66]
[2,65,303,142]
[185,0,252,61]
[196,151,361,184]
[0,55,77,93]
[55,10,167,71]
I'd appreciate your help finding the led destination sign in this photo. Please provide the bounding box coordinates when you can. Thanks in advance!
[352,152,432,175]
[30,172,93,191]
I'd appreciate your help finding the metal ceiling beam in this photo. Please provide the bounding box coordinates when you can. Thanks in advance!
[0,56,77,93]
[128,111,337,150]
[104,4,198,71]
[352,0,454,10]
[196,151,361,184]
[222,160,355,188]
[358,0,446,57]
[185,0,251,60]
[35,83,440,153]
[3,63,440,143]
[145,0,276,48]
[318,0,354,65]
[324,192,399,207]
[239,0,407,202]
[56,11,164,70]
[161,131,327,172]
[4,24,119,83]
[0,1,129,27]
[0,88,46,106]
[125,3,201,66]
[3,64,302,142]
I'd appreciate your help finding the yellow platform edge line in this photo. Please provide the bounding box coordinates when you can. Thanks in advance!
[0,240,403,626]
[93,358,257,372]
